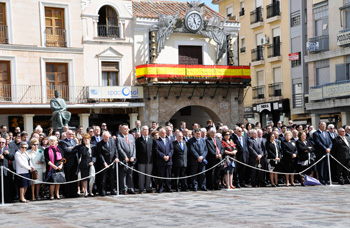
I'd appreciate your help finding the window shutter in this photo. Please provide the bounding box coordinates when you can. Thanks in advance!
[336,64,346,82]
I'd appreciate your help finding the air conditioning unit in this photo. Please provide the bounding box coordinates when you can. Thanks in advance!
[261,36,269,45]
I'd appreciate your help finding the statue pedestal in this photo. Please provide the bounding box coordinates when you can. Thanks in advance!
[55,126,77,133]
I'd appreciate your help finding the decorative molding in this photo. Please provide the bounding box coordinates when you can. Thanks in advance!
[123,2,133,16]
[81,0,92,11]
[0,44,83,53]
[97,46,124,58]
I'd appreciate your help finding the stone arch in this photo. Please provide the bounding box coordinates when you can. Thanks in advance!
[95,2,121,16]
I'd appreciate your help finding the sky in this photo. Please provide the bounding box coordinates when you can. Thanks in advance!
[173,0,219,12]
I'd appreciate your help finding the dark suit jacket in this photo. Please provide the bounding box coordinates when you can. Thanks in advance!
[59,138,78,166]
[97,139,118,168]
[206,137,224,165]
[266,141,282,159]
[281,140,298,161]
[331,135,350,160]
[231,133,249,163]
[0,147,14,176]
[328,132,338,140]
[90,135,102,146]
[154,137,173,166]
[248,137,264,164]
[188,137,208,166]
[296,139,315,162]
[116,133,136,161]
[313,130,333,157]
[77,144,96,170]
[173,140,188,168]
[136,136,153,164]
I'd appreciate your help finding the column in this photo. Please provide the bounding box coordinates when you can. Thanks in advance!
[311,113,320,128]
[78,113,90,132]
[129,113,138,129]
[341,112,350,126]
[22,114,35,136]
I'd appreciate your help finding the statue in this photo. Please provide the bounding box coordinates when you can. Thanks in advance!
[50,90,71,130]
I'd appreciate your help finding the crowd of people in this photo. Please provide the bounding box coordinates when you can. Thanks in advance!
[0,119,350,203]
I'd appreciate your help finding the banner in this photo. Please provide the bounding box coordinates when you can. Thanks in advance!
[88,86,143,99]
[337,31,350,46]
[289,53,299,61]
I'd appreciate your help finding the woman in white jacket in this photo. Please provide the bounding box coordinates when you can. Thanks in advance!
[15,142,35,203]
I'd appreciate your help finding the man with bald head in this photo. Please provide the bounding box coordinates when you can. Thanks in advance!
[0,137,14,203]
[59,129,79,197]
[331,128,350,185]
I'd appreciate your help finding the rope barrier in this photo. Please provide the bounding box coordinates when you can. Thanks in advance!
[330,155,350,172]
[227,155,326,176]
[4,161,116,185]
[118,158,228,180]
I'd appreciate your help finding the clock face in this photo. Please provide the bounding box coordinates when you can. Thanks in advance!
[186,12,202,32]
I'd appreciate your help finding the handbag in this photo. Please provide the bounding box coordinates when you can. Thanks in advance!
[52,171,66,183]
[31,170,40,180]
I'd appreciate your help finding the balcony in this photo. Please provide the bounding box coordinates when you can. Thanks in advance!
[98,25,120,38]
[293,93,303,108]
[251,46,264,66]
[268,82,282,98]
[0,25,8,44]
[0,85,87,103]
[266,1,281,23]
[239,8,245,17]
[135,64,251,84]
[252,85,265,100]
[250,7,264,29]
[309,80,350,101]
[336,29,350,46]
[267,43,282,62]
[307,35,329,53]
[45,28,67,47]
[240,47,246,53]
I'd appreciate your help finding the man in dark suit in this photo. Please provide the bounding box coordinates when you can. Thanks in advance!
[313,121,333,185]
[132,120,142,133]
[231,127,249,188]
[117,124,136,194]
[172,131,188,192]
[345,126,350,137]
[331,128,350,185]
[279,125,287,142]
[136,126,154,194]
[327,124,338,140]
[0,138,14,203]
[206,128,224,190]
[257,129,267,186]
[188,128,208,191]
[166,126,176,142]
[97,131,119,196]
[154,128,174,193]
[90,126,102,146]
[248,130,264,187]
[59,130,79,198]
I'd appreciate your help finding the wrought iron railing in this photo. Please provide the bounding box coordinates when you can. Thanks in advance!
[250,7,263,24]
[308,35,329,52]
[268,82,282,97]
[240,47,246,53]
[239,8,245,16]
[267,43,281,58]
[251,46,264,62]
[0,25,8,44]
[293,93,303,108]
[98,25,119,38]
[45,28,67,47]
[266,1,280,19]
[252,85,265,99]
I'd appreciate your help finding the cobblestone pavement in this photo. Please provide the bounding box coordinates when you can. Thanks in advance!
[0,185,349,228]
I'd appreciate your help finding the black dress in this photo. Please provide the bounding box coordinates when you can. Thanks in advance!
[77,144,96,178]
[266,141,282,171]
[281,140,298,173]
[296,139,315,175]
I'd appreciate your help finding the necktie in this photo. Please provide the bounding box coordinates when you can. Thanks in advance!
[213,139,220,155]
[126,135,129,144]
[96,136,100,143]
[239,137,243,147]
[343,137,349,147]
[179,142,184,151]
[106,141,109,147]
[144,136,147,142]
[323,131,326,138]
[163,138,166,146]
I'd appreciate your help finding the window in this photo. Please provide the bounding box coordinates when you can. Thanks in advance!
[335,63,350,82]
[291,37,301,67]
[46,63,68,101]
[273,67,282,83]
[315,60,330,86]
[0,61,10,100]
[291,11,300,27]
[256,70,264,86]
[345,6,350,29]
[98,6,119,38]
[0,2,7,44]
[226,6,233,18]
[240,38,246,53]
[45,7,66,47]
[293,82,303,108]
[102,62,119,86]
[178,46,202,65]
[253,70,265,99]
[240,1,245,16]
[291,52,302,67]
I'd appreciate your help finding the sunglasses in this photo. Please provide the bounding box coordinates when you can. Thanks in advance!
[21,147,28,149]
[33,144,39,146]
[0,142,5,144]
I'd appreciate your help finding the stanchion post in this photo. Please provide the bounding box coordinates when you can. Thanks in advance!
[116,161,119,196]
[327,153,332,186]
[1,166,4,205]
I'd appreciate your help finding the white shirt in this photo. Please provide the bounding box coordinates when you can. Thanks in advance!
[15,151,33,174]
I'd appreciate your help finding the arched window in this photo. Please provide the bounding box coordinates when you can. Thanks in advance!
[98,6,119,38]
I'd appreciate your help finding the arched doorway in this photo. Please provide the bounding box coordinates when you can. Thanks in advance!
[97,5,119,38]
[169,105,221,129]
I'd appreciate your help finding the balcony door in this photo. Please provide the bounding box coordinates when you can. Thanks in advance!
[45,7,65,47]
[0,3,7,44]
[98,6,119,37]
[0,61,10,101]
[179,46,203,65]
[46,63,68,102]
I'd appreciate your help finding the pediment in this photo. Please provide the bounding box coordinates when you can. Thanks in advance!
[97,47,124,58]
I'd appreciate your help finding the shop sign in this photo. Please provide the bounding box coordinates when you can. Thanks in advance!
[88,86,144,99]
[323,82,350,99]
[309,87,323,101]
[256,103,271,113]
[337,31,350,46]
[289,53,299,61]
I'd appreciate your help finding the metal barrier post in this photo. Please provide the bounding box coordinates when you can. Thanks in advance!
[114,161,120,197]
[327,153,333,186]
[0,166,12,206]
